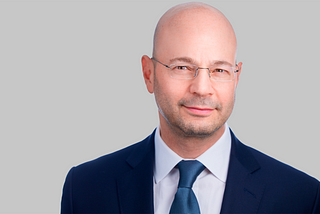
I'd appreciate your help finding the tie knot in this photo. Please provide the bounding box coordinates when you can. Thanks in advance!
[177,160,205,188]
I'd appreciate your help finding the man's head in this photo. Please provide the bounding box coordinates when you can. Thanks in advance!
[142,2,242,140]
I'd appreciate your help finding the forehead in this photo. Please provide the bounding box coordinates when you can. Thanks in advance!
[169,57,234,67]
[155,7,237,64]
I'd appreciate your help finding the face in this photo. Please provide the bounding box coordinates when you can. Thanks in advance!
[143,8,242,139]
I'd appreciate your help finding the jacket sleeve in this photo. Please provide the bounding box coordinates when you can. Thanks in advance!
[61,167,74,214]
[312,181,320,214]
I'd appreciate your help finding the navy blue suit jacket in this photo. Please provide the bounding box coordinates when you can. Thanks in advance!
[61,129,320,213]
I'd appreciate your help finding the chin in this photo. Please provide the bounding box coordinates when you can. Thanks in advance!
[176,122,224,138]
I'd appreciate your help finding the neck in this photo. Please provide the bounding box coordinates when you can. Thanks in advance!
[159,119,226,159]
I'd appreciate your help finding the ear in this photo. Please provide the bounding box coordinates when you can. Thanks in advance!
[141,55,154,94]
[235,62,242,87]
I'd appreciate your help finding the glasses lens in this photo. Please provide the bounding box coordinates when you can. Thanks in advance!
[165,61,237,81]
[209,66,235,81]
[169,64,198,79]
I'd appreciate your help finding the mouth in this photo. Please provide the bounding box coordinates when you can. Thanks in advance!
[183,106,215,116]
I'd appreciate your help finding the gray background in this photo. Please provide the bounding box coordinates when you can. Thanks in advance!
[0,0,319,213]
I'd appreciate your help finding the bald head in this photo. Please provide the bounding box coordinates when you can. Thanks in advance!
[141,2,242,150]
[153,2,237,64]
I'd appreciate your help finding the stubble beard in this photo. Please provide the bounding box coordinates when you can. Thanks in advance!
[158,98,230,139]
[154,75,235,139]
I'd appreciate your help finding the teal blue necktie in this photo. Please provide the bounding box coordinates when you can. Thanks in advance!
[169,160,205,214]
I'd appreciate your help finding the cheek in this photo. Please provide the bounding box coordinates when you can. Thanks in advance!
[158,75,188,101]
[214,83,236,104]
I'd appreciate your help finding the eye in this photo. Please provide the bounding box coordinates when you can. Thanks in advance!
[214,69,226,73]
[171,65,195,72]
[210,68,232,74]
[175,66,189,70]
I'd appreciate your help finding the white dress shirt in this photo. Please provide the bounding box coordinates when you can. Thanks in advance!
[153,123,232,214]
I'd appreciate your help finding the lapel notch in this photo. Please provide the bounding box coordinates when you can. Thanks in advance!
[117,131,155,214]
[220,129,265,213]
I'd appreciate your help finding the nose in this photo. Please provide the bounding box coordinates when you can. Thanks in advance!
[189,68,214,96]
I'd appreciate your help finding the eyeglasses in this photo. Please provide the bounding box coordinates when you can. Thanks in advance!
[152,57,239,81]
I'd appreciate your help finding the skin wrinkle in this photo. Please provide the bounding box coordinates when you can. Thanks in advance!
[142,2,242,158]
[168,57,234,67]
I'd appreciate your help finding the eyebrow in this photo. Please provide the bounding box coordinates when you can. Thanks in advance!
[169,57,196,64]
[168,57,234,67]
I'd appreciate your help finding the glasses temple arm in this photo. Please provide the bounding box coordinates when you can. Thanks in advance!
[151,57,171,69]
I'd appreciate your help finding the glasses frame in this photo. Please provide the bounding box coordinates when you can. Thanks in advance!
[151,57,239,81]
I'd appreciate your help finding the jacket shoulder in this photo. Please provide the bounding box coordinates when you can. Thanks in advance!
[230,129,318,183]
[246,144,320,212]
[71,131,155,178]
[245,143,319,183]
[228,131,320,213]
[61,131,156,213]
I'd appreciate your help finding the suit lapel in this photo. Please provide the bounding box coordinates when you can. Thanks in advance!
[116,131,155,214]
[220,129,265,213]
[115,128,265,213]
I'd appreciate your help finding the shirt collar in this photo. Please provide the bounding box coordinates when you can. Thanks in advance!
[154,123,231,184]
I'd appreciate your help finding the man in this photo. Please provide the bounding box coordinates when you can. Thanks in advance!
[61,2,320,213]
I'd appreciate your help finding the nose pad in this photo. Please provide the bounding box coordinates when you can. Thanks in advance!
[194,68,211,78]
[190,67,214,96]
